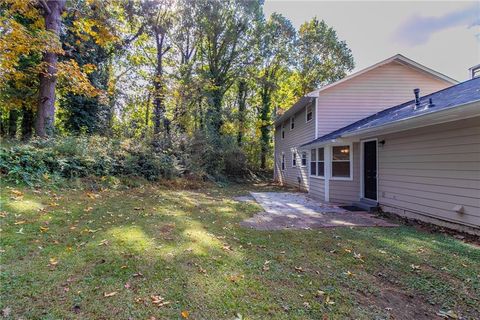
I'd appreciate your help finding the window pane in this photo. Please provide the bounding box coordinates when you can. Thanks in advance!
[317,162,325,176]
[318,148,324,161]
[332,162,350,177]
[307,112,312,121]
[310,149,316,161]
[310,161,316,175]
[301,152,307,166]
[333,146,350,161]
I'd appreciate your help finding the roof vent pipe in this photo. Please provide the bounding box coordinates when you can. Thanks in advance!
[413,88,420,109]
[428,98,435,108]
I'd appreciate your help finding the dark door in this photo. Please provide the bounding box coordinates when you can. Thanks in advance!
[363,140,377,201]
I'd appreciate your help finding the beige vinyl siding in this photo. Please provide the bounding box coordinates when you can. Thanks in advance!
[274,103,315,189]
[329,142,361,204]
[376,116,480,228]
[309,176,325,200]
[316,61,451,137]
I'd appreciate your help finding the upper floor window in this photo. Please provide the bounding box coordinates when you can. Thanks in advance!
[301,152,307,167]
[281,123,285,139]
[290,116,295,130]
[306,104,313,122]
[332,145,351,179]
[292,151,297,167]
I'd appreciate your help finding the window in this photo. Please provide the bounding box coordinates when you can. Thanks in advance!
[310,149,316,175]
[290,116,295,130]
[310,148,324,177]
[301,152,307,167]
[281,153,285,171]
[281,123,285,139]
[317,148,325,177]
[306,104,313,122]
[332,145,351,178]
[292,152,297,167]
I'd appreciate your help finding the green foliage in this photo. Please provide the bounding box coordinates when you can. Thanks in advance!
[0,136,177,185]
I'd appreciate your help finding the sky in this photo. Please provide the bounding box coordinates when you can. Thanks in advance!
[264,1,480,81]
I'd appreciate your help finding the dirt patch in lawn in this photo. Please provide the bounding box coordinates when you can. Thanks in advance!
[355,278,443,320]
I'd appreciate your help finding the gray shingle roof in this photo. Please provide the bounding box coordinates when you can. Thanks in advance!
[301,77,480,147]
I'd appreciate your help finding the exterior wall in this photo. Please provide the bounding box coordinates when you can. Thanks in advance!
[309,176,325,200]
[375,117,480,229]
[274,102,316,190]
[316,61,451,137]
[329,142,361,204]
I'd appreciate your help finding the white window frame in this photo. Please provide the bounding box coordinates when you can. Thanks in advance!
[306,104,313,123]
[291,151,297,167]
[309,147,325,179]
[301,152,307,167]
[281,153,285,171]
[290,116,295,130]
[330,143,353,181]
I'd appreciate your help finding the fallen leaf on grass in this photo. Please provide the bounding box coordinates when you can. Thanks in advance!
[181,310,190,318]
[410,264,421,272]
[10,189,24,197]
[14,220,26,225]
[437,310,459,319]
[150,295,170,307]
[294,266,304,273]
[222,244,232,252]
[2,306,11,317]
[98,239,109,246]
[104,291,118,297]
[84,207,94,212]
[262,260,271,271]
[343,270,355,277]
[49,257,58,268]
[124,282,131,289]
[40,226,49,233]
[324,295,335,305]
[353,252,364,262]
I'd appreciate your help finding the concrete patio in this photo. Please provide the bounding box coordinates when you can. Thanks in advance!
[239,192,397,230]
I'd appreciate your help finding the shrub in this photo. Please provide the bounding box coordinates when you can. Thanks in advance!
[0,136,178,185]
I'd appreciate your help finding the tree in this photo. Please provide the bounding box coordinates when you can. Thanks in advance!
[296,17,354,95]
[35,0,67,137]
[59,1,113,134]
[196,0,261,141]
[255,13,295,169]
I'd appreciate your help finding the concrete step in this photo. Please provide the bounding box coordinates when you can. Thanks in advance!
[352,199,380,213]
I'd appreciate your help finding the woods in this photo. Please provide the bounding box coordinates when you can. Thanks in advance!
[0,0,354,179]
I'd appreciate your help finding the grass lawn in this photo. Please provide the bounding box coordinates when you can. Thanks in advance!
[1,181,479,319]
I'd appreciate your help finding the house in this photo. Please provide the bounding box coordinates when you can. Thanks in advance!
[274,54,480,234]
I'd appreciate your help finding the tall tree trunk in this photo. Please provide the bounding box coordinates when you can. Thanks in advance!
[8,109,19,139]
[0,109,6,137]
[259,86,271,170]
[21,106,34,140]
[237,80,247,147]
[152,28,170,138]
[205,87,223,141]
[35,0,66,137]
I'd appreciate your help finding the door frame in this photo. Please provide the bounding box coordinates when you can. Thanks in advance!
[360,138,378,202]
